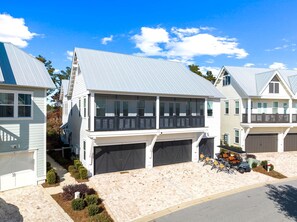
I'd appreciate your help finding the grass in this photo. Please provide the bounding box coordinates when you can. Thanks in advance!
[253,166,287,179]
[51,193,113,222]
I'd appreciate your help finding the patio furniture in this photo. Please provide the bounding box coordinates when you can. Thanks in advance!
[199,153,206,162]
[211,160,219,170]
[203,157,213,166]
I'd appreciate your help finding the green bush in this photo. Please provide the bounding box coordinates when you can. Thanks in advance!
[251,162,258,168]
[68,165,75,173]
[269,164,274,171]
[46,162,52,172]
[79,166,88,179]
[261,160,268,166]
[89,211,112,222]
[71,198,85,211]
[88,204,100,216]
[85,194,98,206]
[74,159,82,169]
[46,169,56,184]
[72,171,80,179]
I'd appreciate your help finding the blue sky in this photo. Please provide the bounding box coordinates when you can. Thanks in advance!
[1,0,297,76]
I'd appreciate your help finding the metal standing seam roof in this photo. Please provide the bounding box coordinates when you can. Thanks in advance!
[223,66,297,96]
[0,42,55,89]
[61,79,69,95]
[73,48,224,98]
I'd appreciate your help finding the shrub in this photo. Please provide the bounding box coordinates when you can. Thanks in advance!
[71,198,85,211]
[269,164,274,171]
[46,169,56,184]
[68,165,75,173]
[72,171,80,179]
[79,166,88,179]
[89,211,112,222]
[261,160,268,166]
[85,194,98,206]
[74,159,82,169]
[251,162,258,168]
[62,184,93,200]
[88,204,101,216]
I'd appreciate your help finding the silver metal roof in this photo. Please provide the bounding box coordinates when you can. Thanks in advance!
[223,66,297,96]
[0,42,55,89]
[74,48,223,98]
[61,80,69,95]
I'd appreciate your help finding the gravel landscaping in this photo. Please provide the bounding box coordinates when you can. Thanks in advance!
[91,160,276,222]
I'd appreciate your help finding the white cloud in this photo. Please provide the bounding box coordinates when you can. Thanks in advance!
[269,62,287,70]
[205,59,214,64]
[244,63,255,67]
[101,35,113,45]
[199,66,221,77]
[132,27,169,56]
[54,69,60,74]
[132,26,248,62]
[66,51,73,61]
[0,13,37,48]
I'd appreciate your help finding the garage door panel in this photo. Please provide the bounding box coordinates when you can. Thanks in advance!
[153,140,192,167]
[246,134,277,153]
[284,134,297,151]
[94,143,145,175]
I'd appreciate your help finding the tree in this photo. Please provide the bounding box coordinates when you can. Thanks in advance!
[188,64,216,84]
[36,55,71,104]
[188,64,203,77]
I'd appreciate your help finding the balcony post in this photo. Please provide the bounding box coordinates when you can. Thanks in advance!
[156,96,160,129]
[247,98,252,123]
[289,98,292,123]
[90,93,95,131]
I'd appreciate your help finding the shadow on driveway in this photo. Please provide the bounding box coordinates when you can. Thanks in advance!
[266,184,297,221]
[0,197,23,222]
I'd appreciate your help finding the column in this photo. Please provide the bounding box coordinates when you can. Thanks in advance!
[247,98,252,123]
[289,98,292,123]
[156,96,160,129]
[90,93,95,131]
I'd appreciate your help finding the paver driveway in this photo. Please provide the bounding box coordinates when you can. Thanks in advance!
[0,185,71,222]
[90,161,275,222]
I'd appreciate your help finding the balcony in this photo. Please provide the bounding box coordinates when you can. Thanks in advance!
[242,114,290,123]
[94,116,156,131]
[160,115,205,129]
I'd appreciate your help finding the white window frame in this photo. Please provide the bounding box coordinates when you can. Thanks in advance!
[224,101,229,115]
[207,101,213,117]
[269,82,279,94]
[234,129,240,144]
[223,133,229,145]
[235,100,239,115]
[0,89,33,120]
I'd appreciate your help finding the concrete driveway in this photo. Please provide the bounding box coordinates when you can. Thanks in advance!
[0,185,72,222]
[90,161,276,222]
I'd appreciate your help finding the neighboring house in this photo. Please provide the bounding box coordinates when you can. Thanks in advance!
[0,42,55,191]
[62,47,223,176]
[60,79,70,144]
[215,66,297,153]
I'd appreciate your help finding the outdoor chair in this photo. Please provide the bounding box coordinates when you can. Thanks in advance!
[203,157,213,166]
[199,153,206,162]
[211,160,219,170]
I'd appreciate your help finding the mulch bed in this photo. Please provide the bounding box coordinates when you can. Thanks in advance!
[41,182,60,188]
[253,166,287,179]
[51,193,113,222]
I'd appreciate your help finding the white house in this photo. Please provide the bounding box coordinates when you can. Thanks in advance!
[62,47,223,175]
[0,42,55,191]
[215,66,297,153]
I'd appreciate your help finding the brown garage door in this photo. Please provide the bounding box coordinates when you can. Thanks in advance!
[245,134,277,153]
[284,134,297,151]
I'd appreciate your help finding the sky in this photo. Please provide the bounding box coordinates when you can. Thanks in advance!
[1,0,297,76]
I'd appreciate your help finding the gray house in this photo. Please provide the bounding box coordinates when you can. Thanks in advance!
[62,48,223,176]
[0,42,54,191]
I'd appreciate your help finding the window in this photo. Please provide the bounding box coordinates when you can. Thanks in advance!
[18,94,31,117]
[234,129,239,144]
[83,97,87,118]
[96,99,106,116]
[223,133,229,145]
[223,75,231,86]
[269,82,279,93]
[257,102,262,113]
[137,100,145,116]
[283,103,288,114]
[235,101,239,115]
[123,101,129,116]
[263,103,267,113]
[169,103,174,116]
[83,141,86,160]
[0,93,14,117]
[175,103,180,116]
[186,101,191,116]
[225,101,229,114]
[273,102,278,114]
[207,101,213,117]
[160,102,165,116]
